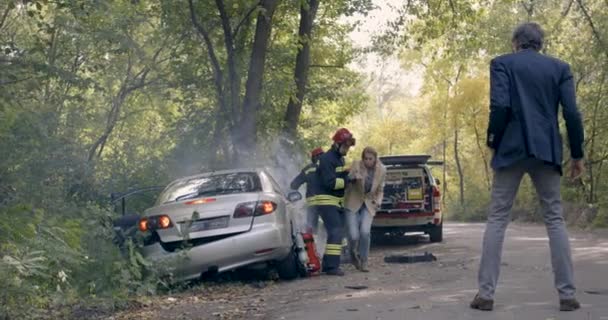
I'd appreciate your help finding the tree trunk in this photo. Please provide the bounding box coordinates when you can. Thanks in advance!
[215,0,240,119]
[88,88,128,162]
[442,138,447,205]
[283,0,320,138]
[189,0,234,165]
[454,128,465,207]
[472,119,491,191]
[587,74,605,203]
[238,0,280,162]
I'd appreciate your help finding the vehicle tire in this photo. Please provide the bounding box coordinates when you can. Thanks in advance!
[276,250,299,280]
[429,223,443,243]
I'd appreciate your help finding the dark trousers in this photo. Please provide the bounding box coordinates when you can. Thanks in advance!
[318,205,344,272]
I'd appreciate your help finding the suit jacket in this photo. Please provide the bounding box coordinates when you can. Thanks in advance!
[344,160,386,217]
[486,49,584,173]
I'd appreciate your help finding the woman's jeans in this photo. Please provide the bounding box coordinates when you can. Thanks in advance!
[345,205,373,263]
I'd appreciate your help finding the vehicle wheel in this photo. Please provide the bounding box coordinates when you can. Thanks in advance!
[429,223,443,243]
[276,250,299,280]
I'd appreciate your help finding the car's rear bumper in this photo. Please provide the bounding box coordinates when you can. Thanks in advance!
[372,211,442,232]
[142,223,291,281]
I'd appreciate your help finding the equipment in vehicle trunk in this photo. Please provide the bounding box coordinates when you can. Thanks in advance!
[373,155,444,242]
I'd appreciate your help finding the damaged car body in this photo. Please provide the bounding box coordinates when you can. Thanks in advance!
[138,168,303,282]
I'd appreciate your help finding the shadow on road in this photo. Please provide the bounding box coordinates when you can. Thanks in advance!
[370,233,430,249]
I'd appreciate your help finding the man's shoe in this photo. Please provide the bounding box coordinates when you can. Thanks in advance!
[560,298,580,311]
[470,294,493,311]
[324,269,345,276]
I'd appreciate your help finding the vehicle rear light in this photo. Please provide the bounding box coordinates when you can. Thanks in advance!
[432,186,441,198]
[185,198,216,205]
[233,201,277,218]
[256,201,277,215]
[158,215,172,229]
[233,202,257,218]
[432,186,441,213]
[139,215,172,232]
[139,218,149,232]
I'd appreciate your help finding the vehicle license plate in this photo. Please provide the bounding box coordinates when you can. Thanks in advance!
[187,216,229,232]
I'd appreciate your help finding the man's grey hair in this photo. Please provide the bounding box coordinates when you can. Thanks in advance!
[512,22,545,51]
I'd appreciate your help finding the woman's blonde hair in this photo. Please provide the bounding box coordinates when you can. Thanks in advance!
[361,146,378,161]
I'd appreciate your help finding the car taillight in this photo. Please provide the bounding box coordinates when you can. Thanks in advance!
[233,201,277,218]
[257,201,277,215]
[432,186,441,213]
[158,215,172,229]
[139,215,173,232]
[139,218,149,232]
[433,186,441,197]
[233,202,257,218]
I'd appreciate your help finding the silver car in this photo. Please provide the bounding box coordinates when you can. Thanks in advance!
[139,168,302,281]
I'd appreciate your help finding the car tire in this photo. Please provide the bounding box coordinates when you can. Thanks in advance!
[429,223,443,243]
[276,249,299,280]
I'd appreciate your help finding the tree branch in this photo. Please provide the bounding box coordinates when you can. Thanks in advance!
[0,76,36,86]
[189,0,224,86]
[575,0,608,58]
[233,3,259,38]
[216,0,241,118]
[310,64,344,68]
[0,3,11,31]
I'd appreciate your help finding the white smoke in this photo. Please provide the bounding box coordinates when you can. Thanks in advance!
[263,135,327,252]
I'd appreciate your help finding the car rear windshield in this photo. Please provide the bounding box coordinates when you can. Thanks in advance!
[156,172,262,204]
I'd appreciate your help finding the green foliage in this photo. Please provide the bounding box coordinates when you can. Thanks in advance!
[592,209,608,228]
[367,0,608,226]
[0,0,373,317]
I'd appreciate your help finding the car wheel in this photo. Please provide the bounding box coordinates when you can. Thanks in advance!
[429,223,443,243]
[276,249,299,280]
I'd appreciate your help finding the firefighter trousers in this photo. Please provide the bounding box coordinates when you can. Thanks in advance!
[318,205,344,272]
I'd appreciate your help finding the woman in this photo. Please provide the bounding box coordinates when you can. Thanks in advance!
[344,146,386,272]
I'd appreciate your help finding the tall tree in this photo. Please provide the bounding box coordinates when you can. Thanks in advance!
[283,0,320,138]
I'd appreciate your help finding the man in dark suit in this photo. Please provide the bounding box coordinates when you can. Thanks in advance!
[470,22,585,312]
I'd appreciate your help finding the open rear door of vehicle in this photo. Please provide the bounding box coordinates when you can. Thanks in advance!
[378,155,443,214]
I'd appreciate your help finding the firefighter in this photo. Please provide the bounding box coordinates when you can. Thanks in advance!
[315,128,356,276]
[290,147,324,233]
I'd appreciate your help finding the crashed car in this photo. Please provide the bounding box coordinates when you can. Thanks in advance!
[138,168,303,281]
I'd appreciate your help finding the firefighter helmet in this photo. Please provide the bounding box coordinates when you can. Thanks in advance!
[310,147,324,158]
[332,128,356,146]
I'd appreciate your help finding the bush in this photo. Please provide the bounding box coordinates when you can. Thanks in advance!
[0,200,160,319]
[592,209,608,229]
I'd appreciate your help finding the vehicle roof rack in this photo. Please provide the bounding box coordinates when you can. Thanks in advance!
[379,155,444,166]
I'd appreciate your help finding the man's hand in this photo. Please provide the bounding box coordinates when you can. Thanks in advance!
[570,159,585,181]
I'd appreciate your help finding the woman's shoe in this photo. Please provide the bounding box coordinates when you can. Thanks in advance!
[360,261,369,272]
[349,242,361,269]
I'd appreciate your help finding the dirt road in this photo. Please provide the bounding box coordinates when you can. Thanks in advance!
[111,223,608,320]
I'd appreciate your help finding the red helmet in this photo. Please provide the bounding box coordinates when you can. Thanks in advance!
[332,128,356,146]
[310,147,324,158]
